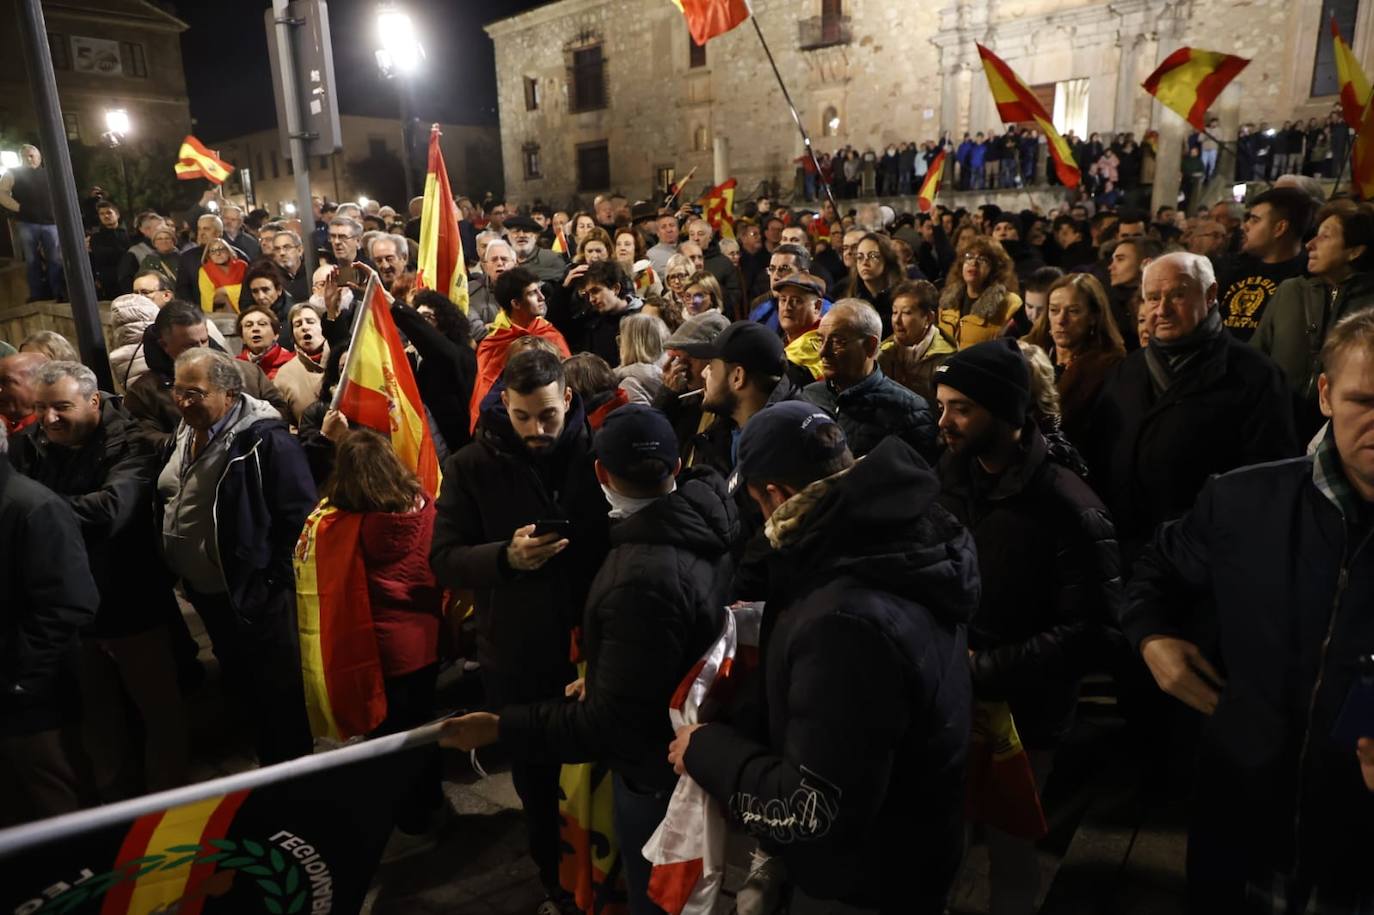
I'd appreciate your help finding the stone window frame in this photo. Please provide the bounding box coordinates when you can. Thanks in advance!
[689,36,707,69]
[565,31,609,114]
[1292,0,1372,107]
[576,140,611,192]
[522,141,543,180]
[524,76,540,111]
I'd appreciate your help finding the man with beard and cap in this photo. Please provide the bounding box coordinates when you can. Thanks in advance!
[934,339,1123,915]
[506,213,568,285]
[439,405,737,912]
[430,347,610,915]
[668,401,976,914]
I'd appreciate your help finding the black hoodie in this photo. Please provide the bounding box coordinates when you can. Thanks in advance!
[684,438,976,913]
[499,468,739,790]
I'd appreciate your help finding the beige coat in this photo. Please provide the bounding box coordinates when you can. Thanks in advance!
[273,343,329,424]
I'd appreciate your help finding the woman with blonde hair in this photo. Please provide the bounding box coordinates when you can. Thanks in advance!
[19,330,78,362]
[196,237,246,313]
[682,270,724,317]
[662,253,696,317]
[614,312,669,404]
[573,227,613,265]
[939,235,1023,349]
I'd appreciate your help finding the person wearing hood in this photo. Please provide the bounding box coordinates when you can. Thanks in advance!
[1088,252,1298,560]
[273,302,330,424]
[934,339,1123,915]
[440,406,737,912]
[155,349,315,765]
[668,402,976,914]
[568,259,642,367]
[9,360,189,799]
[685,218,743,315]
[235,307,294,380]
[429,347,610,915]
[803,298,939,462]
[125,302,289,452]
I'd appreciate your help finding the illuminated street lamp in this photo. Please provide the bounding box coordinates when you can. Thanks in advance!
[102,108,133,220]
[376,4,425,201]
[0,150,19,172]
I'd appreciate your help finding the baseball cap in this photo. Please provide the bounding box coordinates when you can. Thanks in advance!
[594,405,679,485]
[664,310,730,350]
[730,401,848,494]
[773,273,825,298]
[677,320,785,375]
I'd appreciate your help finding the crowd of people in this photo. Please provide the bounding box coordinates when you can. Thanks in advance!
[4,134,1374,915]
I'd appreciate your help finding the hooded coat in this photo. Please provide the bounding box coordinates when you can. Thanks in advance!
[684,438,977,913]
[500,470,738,791]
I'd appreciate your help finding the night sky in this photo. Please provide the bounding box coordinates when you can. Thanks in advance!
[176,0,552,141]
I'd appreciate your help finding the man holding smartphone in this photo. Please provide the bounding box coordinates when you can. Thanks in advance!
[430,348,609,915]
[1123,307,1374,911]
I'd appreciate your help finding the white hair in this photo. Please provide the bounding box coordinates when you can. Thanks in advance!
[367,232,410,264]
[36,360,98,398]
[1142,251,1216,293]
[829,297,883,340]
[483,239,515,263]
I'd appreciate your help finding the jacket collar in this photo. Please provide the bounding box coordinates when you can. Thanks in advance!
[1312,423,1367,523]
[829,365,885,402]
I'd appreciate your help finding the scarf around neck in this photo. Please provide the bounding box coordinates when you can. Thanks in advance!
[1144,306,1223,394]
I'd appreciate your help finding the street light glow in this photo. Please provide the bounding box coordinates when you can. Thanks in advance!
[284,202,298,215]
[358,195,370,209]
[0,150,19,170]
[828,116,841,131]
[105,108,131,136]
[377,7,424,76]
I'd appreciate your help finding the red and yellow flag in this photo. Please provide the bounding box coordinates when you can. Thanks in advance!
[1141,47,1250,131]
[173,135,234,184]
[552,221,571,255]
[917,149,946,213]
[976,45,1080,188]
[196,259,245,314]
[670,0,751,46]
[336,279,442,495]
[1353,94,1374,200]
[699,177,737,240]
[415,125,469,314]
[294,503,388,742]
[1333,17,1372,130]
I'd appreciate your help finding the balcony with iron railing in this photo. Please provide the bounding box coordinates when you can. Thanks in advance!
[798,15,851,51]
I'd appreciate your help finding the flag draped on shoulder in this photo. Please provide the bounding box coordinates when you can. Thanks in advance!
[1333,17,1372,130]
[699,178,737,240]
[917,149,947,213]
[670,0,751,46]
[469,309,572,432]
[335,278,442,495]
[1141,47,1250,131]
[976,45,1080,188]
[294,503,387,742]
[196,259,245,314]
[415,124,469,314]
[174,135,233,184]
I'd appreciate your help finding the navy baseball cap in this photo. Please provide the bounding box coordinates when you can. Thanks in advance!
[594,404,679,485]
[677,320,785,375]
[730,401,848,494]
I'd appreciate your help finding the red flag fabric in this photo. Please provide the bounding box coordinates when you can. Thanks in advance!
[415,125,469,313]
[976,45,1081,188]
[468,310,572,432]
[1141,47,1250,131]
[1333,17,1373,131]
[964,701,1048,840]
[1354,94,1374,200]
[671,0,751,46]
[917,150,947,213]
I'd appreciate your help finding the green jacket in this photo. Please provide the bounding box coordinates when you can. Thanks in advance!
[1252,272,1374,400]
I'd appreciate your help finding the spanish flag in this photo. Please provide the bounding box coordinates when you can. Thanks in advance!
[965,701,1048,840]
[336,279,442,496]
[415,125,469,314]
[174,135,234,184]
[699,177,737,240]
[294,502,388,742]
[196,258,245,314]
[1333,17,1372,130]
[552,222,571,255]
[670,0,751,46]
[976,45,1080,188]
[1353,94,1374,200]
[917,149,946,213]
[469,308,572,432]
[1141,47,1250,131]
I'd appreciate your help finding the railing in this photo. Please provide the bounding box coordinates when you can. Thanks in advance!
[798,15,851,51]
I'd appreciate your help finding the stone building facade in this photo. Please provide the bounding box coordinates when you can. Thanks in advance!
[486,0,1373,210]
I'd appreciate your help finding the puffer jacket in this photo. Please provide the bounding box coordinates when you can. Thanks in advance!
[938,282,1023,350]
[501,469,738,790]
[802,366,938,462]
[685,438,976,913]
[108,294,160,393]
[878,327,956,403]
[937,422,1123,747]
[359,497,443,677]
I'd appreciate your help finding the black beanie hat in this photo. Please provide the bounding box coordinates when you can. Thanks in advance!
[933,338,1030,427]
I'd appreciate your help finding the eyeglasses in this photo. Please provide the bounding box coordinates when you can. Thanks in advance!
[855,252,884,264]
[327,233,356,243]
[667,272,690,283]
[765,264,797,275]
[963,253,991,265]
[171,386,211,405]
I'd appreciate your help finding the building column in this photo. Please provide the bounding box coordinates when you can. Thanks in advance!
[713,134,729,186]
[1113,35,1141,135]
[1148,32,1186,215]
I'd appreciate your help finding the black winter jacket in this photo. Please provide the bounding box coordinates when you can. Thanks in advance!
[429,396,610,690]
[9,397,179,637]
[938,423,1123,747]
[702,241,743,315]
[500,470,738,790]
[685,438,976,913]
[1123,457,1374,904]
[0,462,99,735]
[802,366,939,463]
[1088,331,1298,558]
[391,303,477,454]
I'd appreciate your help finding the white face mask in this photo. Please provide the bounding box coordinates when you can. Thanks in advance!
[600,479,676,519]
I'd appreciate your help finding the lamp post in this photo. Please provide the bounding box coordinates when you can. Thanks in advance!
[375,5,424,202]
[102,108,132,221]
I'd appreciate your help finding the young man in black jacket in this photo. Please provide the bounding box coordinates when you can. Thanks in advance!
[440,405,738,912]
[934,339,1123,915]
[429,348,610,914]
[1124,308,1374,911]
[669,402,976,914]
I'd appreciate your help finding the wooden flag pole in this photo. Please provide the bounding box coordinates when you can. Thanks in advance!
[750,16,838,211]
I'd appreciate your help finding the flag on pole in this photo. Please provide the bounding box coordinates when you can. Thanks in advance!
[294,503,388,742]
[414,124,469,314]
[1141,47,1251,131]
[698,178,737,240]
[976,45,1081,188]
[552,221,571,255]
[917,149,947,213]
[1333,17,1372,130]
[335,278,442,496]
[1353,95,1374,200]
[173,135,234,184]
[669,0,751,46]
